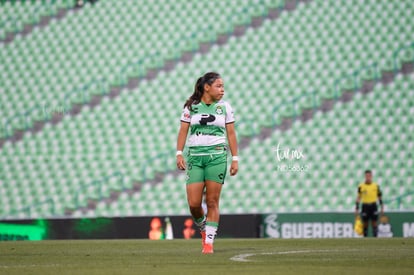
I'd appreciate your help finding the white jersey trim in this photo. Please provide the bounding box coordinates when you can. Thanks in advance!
[187,135,226,147]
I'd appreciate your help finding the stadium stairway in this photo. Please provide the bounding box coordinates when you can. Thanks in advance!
[0,0,302,148]
[0,1,309,220]
[1,0,309,219]
[85,70,414,217]
[0,0,76,44]
[59,59,414,219]
[0,0,414,220]
[67,0,414,216]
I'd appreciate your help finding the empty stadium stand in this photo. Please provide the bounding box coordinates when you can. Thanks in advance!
[1,0,413,219]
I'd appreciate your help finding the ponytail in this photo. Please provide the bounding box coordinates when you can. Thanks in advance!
[184,72,221,111]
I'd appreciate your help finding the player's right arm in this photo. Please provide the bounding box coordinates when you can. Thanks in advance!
[176,121,190,170]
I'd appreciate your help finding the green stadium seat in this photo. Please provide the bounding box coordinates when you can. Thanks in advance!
[1,0,414,218]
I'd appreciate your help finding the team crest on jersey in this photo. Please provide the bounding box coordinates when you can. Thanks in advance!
[215,106,223,115]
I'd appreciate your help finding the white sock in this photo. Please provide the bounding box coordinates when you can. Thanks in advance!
[205,222,218,244]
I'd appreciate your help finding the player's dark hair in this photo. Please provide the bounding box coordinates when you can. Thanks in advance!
[184,72,221,111]
[365,170,372,174]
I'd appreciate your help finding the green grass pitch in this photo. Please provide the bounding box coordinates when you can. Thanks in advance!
[1,238,413,274]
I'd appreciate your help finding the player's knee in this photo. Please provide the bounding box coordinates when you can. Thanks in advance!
[206,198,219,210]
[187,196,202,207]
[189,203,202,211]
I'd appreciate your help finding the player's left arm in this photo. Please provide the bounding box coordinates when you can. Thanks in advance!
[226,122,238,176]
[355,186,361,216]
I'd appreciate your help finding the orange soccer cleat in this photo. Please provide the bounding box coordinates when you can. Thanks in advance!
[202,243,214,254]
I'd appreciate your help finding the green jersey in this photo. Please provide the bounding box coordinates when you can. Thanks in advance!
[180,100,235,149]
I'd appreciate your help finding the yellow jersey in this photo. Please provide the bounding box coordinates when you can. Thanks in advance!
[358,182,382,204]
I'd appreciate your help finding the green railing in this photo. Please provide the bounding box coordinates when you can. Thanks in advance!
[333,63,381,99]
[393,42,414,74]
[384,190,414,210]
[272,91,318,126]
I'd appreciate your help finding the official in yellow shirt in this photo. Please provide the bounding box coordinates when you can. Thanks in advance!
[355,170,384,237]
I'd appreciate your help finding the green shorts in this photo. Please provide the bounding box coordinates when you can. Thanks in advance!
[186,146,228,184]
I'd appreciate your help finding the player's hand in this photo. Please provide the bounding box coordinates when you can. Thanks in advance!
[176,155,186,170]
[230,161,238,176]
[354,209,359,217]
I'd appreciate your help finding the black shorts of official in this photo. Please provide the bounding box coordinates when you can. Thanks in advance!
[361,203,378,222]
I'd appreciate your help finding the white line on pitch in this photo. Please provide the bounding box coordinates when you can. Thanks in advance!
[230,249,343,262]
[0,264,63,269]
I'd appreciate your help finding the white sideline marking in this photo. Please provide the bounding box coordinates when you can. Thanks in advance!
[230,249,340,262]
[0,264,61,269]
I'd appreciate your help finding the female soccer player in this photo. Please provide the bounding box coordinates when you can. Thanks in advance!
[176,72,238,254]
